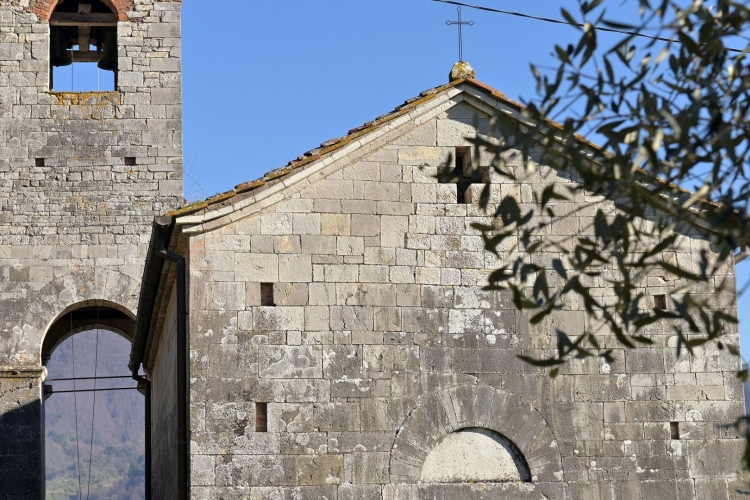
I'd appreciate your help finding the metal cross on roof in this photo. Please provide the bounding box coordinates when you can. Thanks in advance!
[445,6,474,62]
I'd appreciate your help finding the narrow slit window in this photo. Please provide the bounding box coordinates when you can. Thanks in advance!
[455,147,470,204]
[670,421,680,439]
[124,157,136,166]
[455,147,471,176]
[35,158,45,167]
[654,294,667,310]
[261,283,275,307]
[255,402,268,432]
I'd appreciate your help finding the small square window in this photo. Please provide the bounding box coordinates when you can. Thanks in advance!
[255,402,268,433]
[35,158,45,167]
[670,421,680,439]
[261,283,275,307]
[654,295,667,310]
[124,157,136,166]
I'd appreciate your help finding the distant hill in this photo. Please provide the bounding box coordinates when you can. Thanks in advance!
[45,330,145,500]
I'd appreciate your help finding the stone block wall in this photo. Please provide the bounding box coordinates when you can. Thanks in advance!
[185,97,746,499]
[0,1,182,497]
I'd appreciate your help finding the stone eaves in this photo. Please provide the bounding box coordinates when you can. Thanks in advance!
[167,75,724,225]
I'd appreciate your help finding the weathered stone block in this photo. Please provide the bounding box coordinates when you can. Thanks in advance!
[314,403,360,432]
[345,451,390,484]
[296,454,344,486]
[278,254,312,283]
[259,345,322,379]
[321,214,351,236]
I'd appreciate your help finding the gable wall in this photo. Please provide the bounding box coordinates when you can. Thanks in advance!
[186,99,745,499]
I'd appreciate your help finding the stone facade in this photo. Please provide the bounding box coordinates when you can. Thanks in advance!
[0,0,744,496]
[0,1,182,497]
[138,81,746,499]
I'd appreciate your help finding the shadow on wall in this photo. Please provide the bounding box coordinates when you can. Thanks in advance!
[0,400,43,497]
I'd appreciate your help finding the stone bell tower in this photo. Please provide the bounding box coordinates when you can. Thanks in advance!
[0,0,182,497]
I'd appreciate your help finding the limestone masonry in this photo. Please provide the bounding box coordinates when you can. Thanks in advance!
[0,1,746,499]
[0,0,181,497]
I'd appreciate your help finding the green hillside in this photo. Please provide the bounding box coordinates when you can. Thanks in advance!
[45,330,145,500]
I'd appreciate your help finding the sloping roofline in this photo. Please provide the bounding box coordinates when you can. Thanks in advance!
[169,74,717,227]
[167,76,577,221]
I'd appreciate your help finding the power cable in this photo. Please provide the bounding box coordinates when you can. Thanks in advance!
[47,375,132,382]
[85,324,100,500]
[430,0,744,53]
[49,387,139,394]
[70,314,83,500]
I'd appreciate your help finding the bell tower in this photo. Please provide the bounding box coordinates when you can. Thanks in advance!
[0,0,183,497]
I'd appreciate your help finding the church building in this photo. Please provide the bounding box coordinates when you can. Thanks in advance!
[0,1,746,499]
[134,65,746,499]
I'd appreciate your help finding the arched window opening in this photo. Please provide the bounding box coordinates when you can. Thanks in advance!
[420,428,532,484]
[43,306,144,498]
[49,0,118,91]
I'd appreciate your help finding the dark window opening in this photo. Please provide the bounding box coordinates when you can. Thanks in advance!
[124,157,136,166]
[670,421,680,439]
[439,147,488,204]
[654,294,667,310]
[255,403,268,432]
[49,1,118,91]
[260,283,275,307]
[35,158,45,167]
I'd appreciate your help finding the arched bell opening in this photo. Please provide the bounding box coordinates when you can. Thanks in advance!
[49,0,118,91]
[42,302,145,499]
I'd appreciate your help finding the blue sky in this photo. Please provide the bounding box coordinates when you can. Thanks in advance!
[179,0,750,358]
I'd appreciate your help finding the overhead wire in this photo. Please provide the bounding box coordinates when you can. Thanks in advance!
[50,387,139,394]
[47,375,132,382]
[86,322,100,500]
[70,313,83,500]
[430,0,744,53]
[47,318,140,498]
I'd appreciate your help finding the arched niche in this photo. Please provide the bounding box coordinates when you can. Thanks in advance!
[420,427,531,483]
[390,384,563,484]
[41,300,136,364]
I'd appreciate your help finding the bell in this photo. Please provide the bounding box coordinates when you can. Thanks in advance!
[50,29,72,67]
[97,28,117,72]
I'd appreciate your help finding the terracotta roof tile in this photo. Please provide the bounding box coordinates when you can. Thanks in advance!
[165,75,736,227]
[165,78,552,219]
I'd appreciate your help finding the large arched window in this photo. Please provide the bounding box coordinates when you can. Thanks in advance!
[49,0,118,91]
[43,305,144,498]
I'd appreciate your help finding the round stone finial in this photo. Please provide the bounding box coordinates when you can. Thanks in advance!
[450,61,475,82]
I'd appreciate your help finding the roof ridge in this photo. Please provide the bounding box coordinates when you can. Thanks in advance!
[167,78,472,218]
[167,76,580,219]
